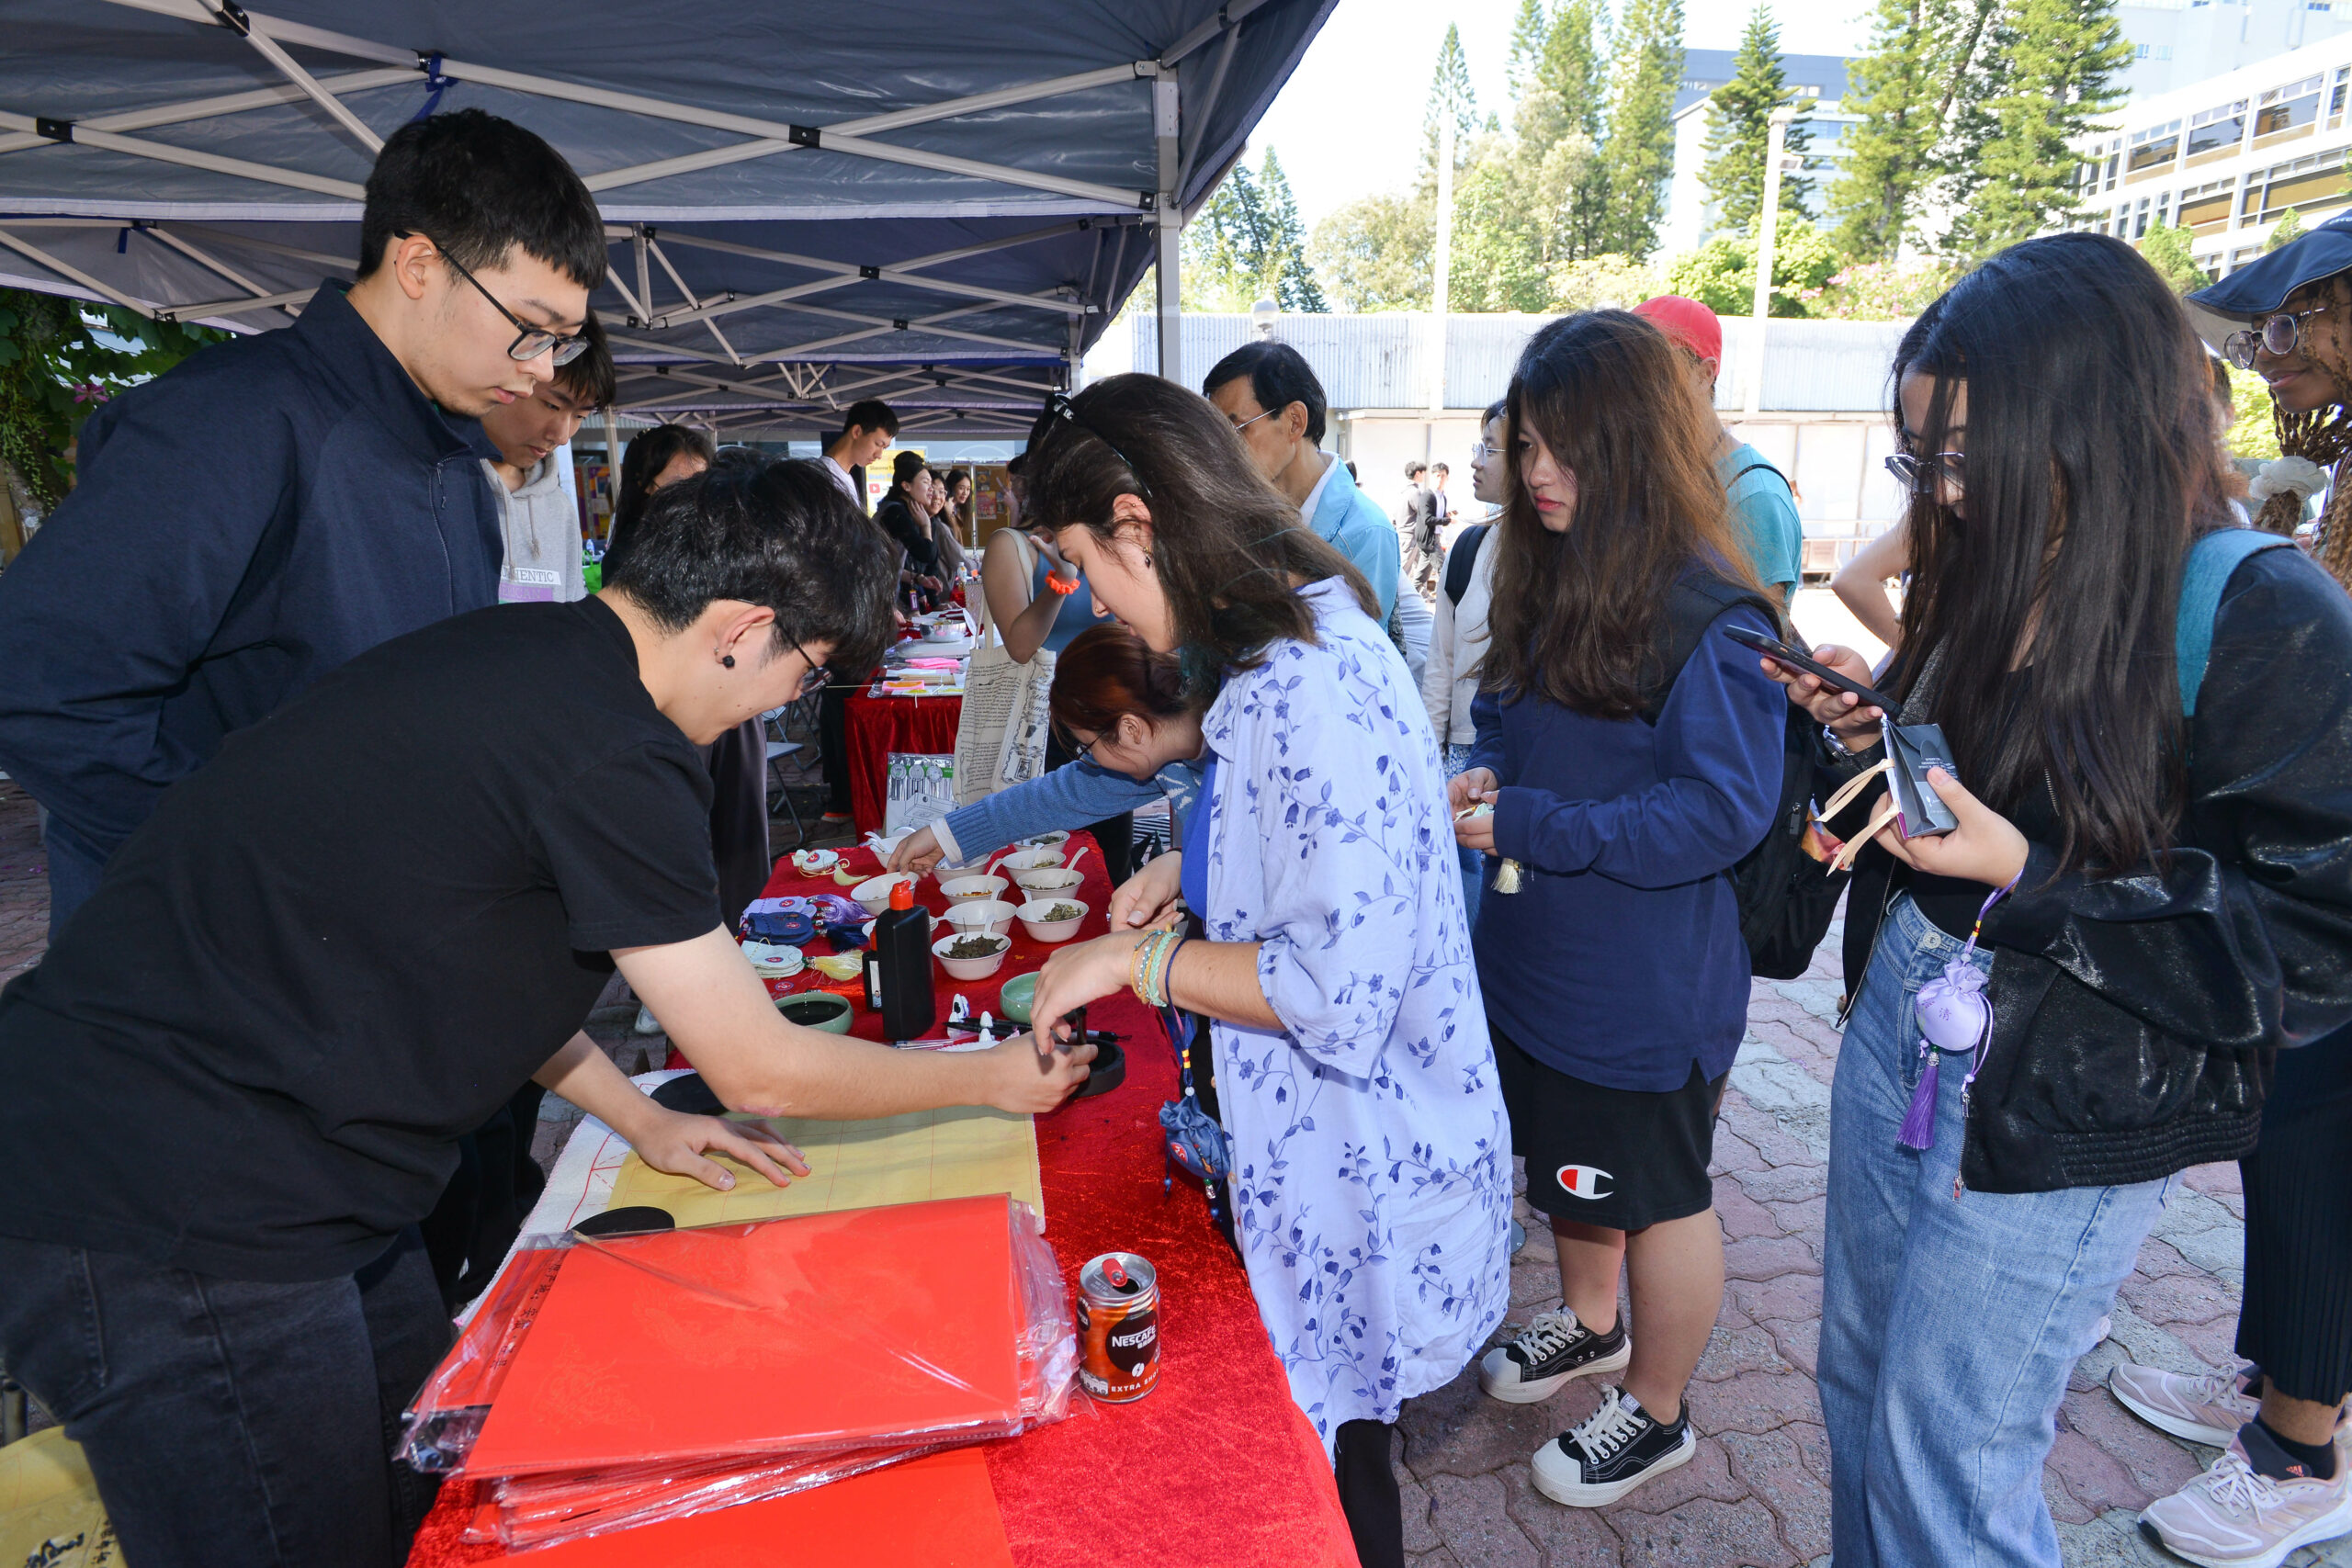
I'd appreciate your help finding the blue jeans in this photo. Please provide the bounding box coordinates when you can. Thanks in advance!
[1820,894,2173,1568]
[1457,842,1483,926]
[0,1230,449,1568]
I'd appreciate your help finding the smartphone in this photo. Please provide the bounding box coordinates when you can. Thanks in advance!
[1722,626,1900,714]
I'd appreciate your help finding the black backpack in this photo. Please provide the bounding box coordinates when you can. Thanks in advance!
[1639,574,1847,981]
[1444,524,1490,606]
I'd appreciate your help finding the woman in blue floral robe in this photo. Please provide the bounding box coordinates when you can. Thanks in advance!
[1025,375,1511,1568]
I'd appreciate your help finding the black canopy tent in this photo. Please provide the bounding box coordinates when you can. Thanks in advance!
[0,0,1336,437]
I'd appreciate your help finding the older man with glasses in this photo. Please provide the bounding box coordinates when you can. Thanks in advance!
[0,107,608,936]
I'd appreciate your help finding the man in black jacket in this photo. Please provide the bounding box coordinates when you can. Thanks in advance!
[0,108,605,935]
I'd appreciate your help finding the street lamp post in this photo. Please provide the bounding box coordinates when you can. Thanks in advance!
[1746,104,1803,419]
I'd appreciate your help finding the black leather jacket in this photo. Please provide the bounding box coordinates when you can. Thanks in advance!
[1833,547,2352,1193]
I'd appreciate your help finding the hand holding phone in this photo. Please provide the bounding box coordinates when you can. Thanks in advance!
[1722,626,1900,713]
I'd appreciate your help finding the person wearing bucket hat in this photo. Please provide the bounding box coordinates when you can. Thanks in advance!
[2187,211,2352,587]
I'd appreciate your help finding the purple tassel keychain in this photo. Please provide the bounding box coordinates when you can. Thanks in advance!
[1901,876,2018,1157]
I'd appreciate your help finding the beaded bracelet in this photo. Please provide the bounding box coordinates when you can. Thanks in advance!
[1150,934,1186,1008]
[1129,928,1185,1007]
[1042,570,1080,596]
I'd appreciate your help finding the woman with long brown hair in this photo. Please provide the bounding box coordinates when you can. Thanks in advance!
[1022,375,1510,1568]
[1451,310,1787,1509]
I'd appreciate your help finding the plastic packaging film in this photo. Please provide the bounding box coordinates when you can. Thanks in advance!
[399,1195,1077,1551]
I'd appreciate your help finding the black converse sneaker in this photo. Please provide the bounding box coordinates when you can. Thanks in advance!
[1476,1309,1633,1404]
[1531,1385,1698,1507]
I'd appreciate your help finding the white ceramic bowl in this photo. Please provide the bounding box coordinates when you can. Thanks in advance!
[943,899,1019,938]
[933,931,1011,980]
[1016,897,1089,943]
[1016,831,1070,850]
[789,848,840,876]
[938,874,1010,904]
[998,848,1063,873]
[1013,866,1084,896]
[852,873,916,916]
[740,939,805,977]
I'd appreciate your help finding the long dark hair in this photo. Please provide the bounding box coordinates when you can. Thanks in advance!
[1021,375,1374,670]
[1891,232,2234,875]
[612,423,716,551]
[1484,310,1758,717]
[1048,623,1193,743]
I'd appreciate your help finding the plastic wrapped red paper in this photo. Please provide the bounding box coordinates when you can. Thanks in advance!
[399,1194,1077,1551]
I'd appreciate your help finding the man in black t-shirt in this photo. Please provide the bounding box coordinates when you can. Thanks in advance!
[0,460,1093,1568]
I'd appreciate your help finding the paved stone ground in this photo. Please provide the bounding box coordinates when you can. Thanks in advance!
[1,779,2342,1566]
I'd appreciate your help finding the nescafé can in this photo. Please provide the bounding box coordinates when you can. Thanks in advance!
[1076,1251,1159,1403]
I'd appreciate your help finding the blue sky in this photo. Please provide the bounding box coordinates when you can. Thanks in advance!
[1250,0,1875,230]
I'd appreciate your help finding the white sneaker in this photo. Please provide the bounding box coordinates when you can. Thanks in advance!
[633,1005,663,1036]
[1529,1385,1696,1508]
[2111,1362,2262,1448]
[2137,1427,2352,1568]
[1476,1309,1631,1404]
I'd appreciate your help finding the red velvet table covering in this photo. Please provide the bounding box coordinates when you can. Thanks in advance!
[404,836,1356,1567]
[842,680,962,837]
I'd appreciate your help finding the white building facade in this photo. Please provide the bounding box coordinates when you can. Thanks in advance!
[2072,33,2352,275]
[2116,0,2352,97]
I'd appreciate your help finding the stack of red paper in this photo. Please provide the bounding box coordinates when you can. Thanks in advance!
[400,1195,1077,1551]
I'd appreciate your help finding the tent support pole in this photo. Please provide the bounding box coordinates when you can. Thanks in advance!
[1153,73,1181,385]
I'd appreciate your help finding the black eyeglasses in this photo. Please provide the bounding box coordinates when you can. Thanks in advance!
[1885,450,1965,496]
[1031,391,1153,498]
[788,640,830,696]
[2222,301,2335,369]
[407,234,589,367]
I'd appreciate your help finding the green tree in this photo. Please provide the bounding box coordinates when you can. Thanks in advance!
[1701,6,1815,233]
[1826,0,2002,261]
[1945,0,2129,257]
[1183,148,1328,311]
[1663,220,1842,316]
[1541,0,1611,140]
[2135,220,2208,293]
[1600,0,1687,257]
[1423,23,1481,177]
[2266,208,2306,251]
[0,288,224,510]
[1307,193,1433,311]
[1540,0,1615,257]
[1508,0,1553,98]
[1547,253,1665,310]
[1256,151,1328,310]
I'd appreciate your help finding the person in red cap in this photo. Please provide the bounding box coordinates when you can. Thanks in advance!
[1632,296,1804,607]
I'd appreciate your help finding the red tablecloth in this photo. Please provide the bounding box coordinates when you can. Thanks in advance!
[842,682,961,837]
[404,836,1356,1568]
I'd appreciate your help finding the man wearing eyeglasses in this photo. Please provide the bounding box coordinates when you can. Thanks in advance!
[0,108,606,935]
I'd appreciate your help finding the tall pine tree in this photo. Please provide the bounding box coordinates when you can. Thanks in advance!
[1508,0,1552,99]
[1826,0,2004,260]
[1184,148,1328,310]
[1256,149,1329,311]
[1949,0,2128,256]
[1541,0,1615,258]
[1600,0,1686,257]
[1423,23,1481,178]
[1699,6,1814,233]
[1826,0,1945,260]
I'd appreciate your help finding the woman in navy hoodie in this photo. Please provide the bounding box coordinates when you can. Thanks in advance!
[1452,310,1785,1510]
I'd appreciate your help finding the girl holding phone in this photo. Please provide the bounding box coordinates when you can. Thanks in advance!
[1775,233,2352,1568]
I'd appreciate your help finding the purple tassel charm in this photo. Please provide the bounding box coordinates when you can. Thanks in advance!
[1904,959,1993,1152]
[1897,1046,1942,1150]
